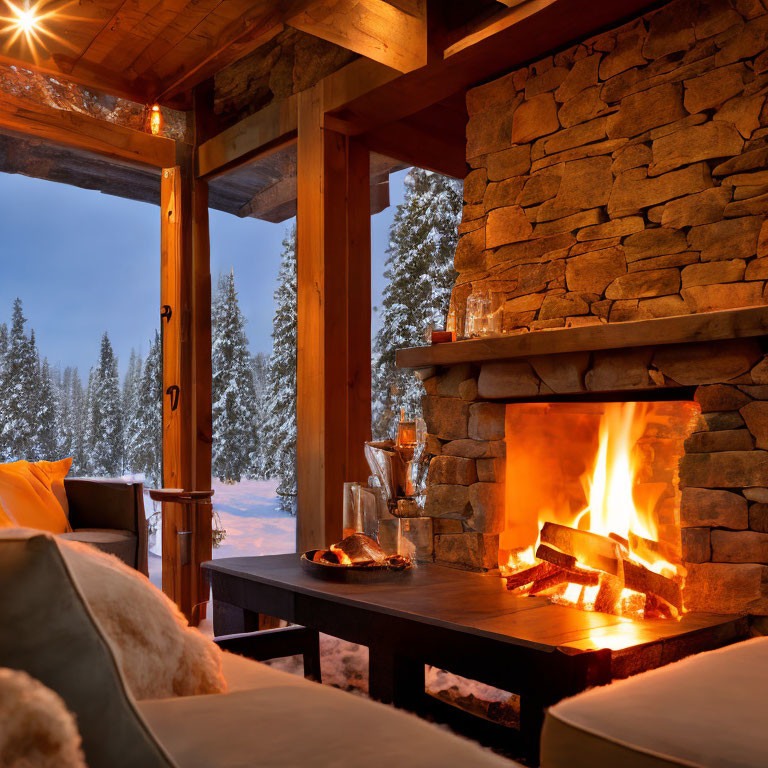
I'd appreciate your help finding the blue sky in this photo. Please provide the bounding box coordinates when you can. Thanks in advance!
[0,168,407,376]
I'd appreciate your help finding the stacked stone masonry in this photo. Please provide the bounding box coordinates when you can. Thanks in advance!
[456,0,768,333]
[418,339,768,615]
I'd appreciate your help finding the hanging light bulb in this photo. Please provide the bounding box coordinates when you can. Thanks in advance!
[149,104,163,136]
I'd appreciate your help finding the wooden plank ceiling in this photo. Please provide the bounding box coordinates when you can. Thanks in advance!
[0,0,427,105]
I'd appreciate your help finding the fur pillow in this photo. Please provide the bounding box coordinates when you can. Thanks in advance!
[57,538,226,700]
[0,667,86,768]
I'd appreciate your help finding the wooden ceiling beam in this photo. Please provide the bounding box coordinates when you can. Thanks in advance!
[362,112,466,179]
[326,0,658,132]
[0,90,175,168]
[286,0,427,74]
[196,93,298,179]
[444,0,556,58]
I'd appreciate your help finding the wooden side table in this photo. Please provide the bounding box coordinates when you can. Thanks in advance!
[148,488,214,625]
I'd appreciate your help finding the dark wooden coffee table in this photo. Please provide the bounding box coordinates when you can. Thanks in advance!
[203,554,747,760]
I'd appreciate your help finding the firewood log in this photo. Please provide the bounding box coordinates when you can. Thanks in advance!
[535,545,600,586]
[594,549,624,615]
[629,532,681,566]
[528,569,567,594]
[540,522,683,612]
[505,562,559,591]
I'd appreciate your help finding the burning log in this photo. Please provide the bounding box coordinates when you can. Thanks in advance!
[505,562,559,591]
[534,545,600,587]
[539,522,620,575]
[609,532,629,552]
[528,570,569,594]
[594,548,624,615]
[629,532,680,566]
[539,522,682,613]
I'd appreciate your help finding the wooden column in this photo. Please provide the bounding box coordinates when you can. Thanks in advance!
[296,83,372,552]
[160,138,212,624]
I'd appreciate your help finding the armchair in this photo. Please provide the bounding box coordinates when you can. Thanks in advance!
[58,478,148,575]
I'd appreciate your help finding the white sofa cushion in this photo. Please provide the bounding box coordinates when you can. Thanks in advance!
[58,537,226,700]
[542,637,768,768]
[140,674,515,768]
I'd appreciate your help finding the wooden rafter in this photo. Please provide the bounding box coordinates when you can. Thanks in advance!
[0,89,174,168]
[197,94,298,179]
[286,0,427,74]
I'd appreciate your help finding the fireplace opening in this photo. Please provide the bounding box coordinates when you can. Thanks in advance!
[501,400,701,620]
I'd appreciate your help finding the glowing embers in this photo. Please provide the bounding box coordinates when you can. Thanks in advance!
[500,401,700,620]
[0,0,75,61]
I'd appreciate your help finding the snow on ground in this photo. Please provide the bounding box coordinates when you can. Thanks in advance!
[146,476,296,590]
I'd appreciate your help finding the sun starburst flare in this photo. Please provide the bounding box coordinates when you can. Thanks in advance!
[0,0,78,63]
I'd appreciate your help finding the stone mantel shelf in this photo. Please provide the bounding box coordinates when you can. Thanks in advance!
[396,307,768,369]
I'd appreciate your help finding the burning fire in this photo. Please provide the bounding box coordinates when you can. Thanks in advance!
[329,544,353,566]
[503,402,687,620]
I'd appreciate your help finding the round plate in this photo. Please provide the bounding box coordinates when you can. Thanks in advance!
[300,551,413,583]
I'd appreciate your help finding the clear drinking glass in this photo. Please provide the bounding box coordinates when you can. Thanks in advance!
[343,481,362,538]
[465,289,492,338]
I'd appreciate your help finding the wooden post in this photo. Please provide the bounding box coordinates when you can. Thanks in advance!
[296,83,372,552]
[160,136,212,624]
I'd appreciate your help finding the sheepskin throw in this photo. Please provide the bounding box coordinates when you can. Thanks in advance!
[0,667,86,768]
[58,539,226,700]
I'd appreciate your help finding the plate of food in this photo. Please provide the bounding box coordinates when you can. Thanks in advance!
[301,533,413,583]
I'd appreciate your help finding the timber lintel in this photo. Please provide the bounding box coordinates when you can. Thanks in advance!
[0,90,175,169]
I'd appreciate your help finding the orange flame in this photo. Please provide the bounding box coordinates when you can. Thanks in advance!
[329,545,352,566]
[503,402,688,619]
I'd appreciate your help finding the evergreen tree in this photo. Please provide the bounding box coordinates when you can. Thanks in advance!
[35,358,58,459]
[212,271,258,484]
[69,369,89,475]
[121,348,143,474]
[0,299,37,460]
[372,169,462,439]
[260,226,298,515]
[88,333,123,476]
[126,332,163,486]
[0,322,8,360]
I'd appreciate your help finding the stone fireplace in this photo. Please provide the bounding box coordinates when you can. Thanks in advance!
[395,0,768,618]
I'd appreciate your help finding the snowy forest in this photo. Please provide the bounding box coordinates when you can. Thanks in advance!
[0,167,461,516]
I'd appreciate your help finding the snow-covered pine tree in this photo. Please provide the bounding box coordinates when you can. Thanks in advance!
[127,332,162,486]
[372,169,462,439]
[35,358,59,460]
[0,299,38,461]
[0,322,7,359]
[212,271,258,484]
[88,333,123,476]
[69,369,90,475]
[260,225,297,514]
[121,348,143,474]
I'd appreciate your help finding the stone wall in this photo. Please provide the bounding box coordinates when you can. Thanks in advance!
[419,338,768,614]
[456,0,768,334]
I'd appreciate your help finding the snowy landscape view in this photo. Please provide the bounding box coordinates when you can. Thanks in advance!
[0,166,461,565]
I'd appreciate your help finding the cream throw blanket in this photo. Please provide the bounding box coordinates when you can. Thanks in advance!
[58,539,226,700]
[0,667,86,768]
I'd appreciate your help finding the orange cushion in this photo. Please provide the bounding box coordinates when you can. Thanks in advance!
[0,459,73,533]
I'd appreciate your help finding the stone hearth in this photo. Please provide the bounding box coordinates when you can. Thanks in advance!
[403,322,768,616]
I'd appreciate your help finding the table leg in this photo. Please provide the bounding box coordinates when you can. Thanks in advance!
[368,645,425,711]
[519,694,546,763]
[303,629,322,682]
[212,599,260,636]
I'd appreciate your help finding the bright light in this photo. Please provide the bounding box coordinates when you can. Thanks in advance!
[0,0,76,61]
[15,7,37,31]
